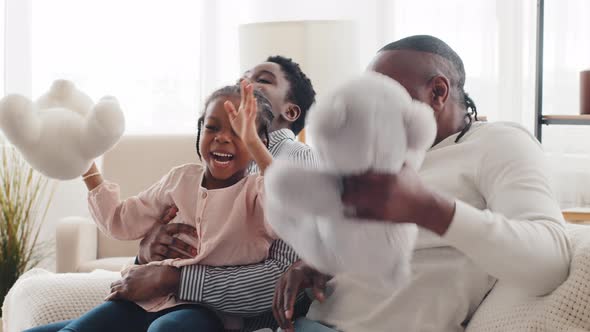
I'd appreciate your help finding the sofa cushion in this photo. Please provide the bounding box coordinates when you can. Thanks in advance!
[466,224,590,331]
[2,268,119,332]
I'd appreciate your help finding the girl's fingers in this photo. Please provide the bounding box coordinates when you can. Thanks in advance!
[248,86,257,119]
[245,88,252,117]
[245,84,253,109]
[224,100,238,118]
[240,80,248,109]
[251,100,258,121]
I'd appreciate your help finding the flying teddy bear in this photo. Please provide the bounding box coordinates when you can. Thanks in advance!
[264,72,437,287]
[0,80,125,180]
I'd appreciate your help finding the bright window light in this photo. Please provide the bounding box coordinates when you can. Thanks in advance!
[31,0,202,134]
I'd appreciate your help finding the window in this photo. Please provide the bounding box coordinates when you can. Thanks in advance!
[207,0,538,127]
[1,0,587,151]
[30,0,202,134]
[0,0,4,96]
[541,0,590,154]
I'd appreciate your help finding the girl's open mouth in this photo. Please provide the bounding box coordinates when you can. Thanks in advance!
[210,151,235,167]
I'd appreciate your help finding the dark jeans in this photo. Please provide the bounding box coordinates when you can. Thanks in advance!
[23,300,223,332]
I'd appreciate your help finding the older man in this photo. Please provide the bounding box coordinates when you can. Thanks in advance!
[273,35,570,332]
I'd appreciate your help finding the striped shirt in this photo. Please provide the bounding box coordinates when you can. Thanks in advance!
[178,128,317,331]
[248,128,319,173]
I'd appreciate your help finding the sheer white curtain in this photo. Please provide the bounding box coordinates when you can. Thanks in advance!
[201,0,590,148]
[28,0,202,135]
[196,0,590,207]
[3,0,588,142]
[10,0,589,150]
[202,0,539,127]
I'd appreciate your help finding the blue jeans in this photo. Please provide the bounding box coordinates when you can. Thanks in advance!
[23,300,223,332]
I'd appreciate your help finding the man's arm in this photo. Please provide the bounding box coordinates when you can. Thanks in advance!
[441,126,570,296]
[342,125,570,297]
[178,239,298,315]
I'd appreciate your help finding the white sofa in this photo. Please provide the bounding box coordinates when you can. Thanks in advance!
[56,135,199,273]
[5,224,590,332]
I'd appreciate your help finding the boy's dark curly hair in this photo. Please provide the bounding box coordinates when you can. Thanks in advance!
[267,55,316,135]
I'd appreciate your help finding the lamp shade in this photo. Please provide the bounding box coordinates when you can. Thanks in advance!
[238,20,360,100]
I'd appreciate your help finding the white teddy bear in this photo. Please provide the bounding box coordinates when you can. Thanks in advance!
[265,72,437,287]
[0,80,125,180]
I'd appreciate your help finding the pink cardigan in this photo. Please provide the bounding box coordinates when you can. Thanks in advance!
[88,163,276,267]
[89,164,276,316]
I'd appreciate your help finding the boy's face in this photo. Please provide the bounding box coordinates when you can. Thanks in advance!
[242,62,293,131]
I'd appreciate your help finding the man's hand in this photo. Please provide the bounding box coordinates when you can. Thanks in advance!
[273,260,330,332]
[137,205,199,264]
[341,163,456,235]
[106,265,180,302]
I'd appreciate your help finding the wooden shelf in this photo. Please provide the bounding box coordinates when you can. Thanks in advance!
[563,208,590,224]
[542,115,590,126]
[533,0,590,140]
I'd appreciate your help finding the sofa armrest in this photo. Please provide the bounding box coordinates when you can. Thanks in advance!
[56,217,98,273]
[467,224,590,331]
[2,268,119,332]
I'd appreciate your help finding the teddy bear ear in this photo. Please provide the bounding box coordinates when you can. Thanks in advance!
[49,79,75,96]
[79,96,125,159]
[0,94,41,148]
[311,95,348,137]
[403,100,437,169]
[35,80,94,119]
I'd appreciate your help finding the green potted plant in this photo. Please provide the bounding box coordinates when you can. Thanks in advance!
[0,145,54,321]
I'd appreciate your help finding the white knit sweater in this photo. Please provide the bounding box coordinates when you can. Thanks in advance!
[306,122,571,331]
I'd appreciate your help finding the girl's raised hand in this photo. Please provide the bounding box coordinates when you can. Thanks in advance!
[224,80,258,143]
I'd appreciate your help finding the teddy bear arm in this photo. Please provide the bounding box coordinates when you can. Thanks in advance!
[265,161,344,219]
[265,194,330,261]
[282,168,343,218]
[270,215,339,275]
[0,95,41,148]
[79,97,125,159]
[318,221,418,279]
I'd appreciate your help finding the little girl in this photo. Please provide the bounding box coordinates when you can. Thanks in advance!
[80,80,276,330]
